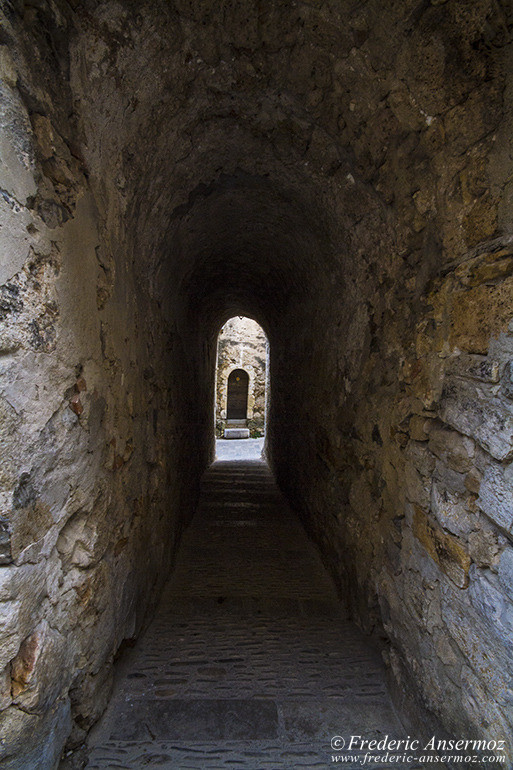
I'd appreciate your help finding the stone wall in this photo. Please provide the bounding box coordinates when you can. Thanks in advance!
[0,0,512,767]
[0,6,205,767]
[215,316,267,437]
[267,1,513,755]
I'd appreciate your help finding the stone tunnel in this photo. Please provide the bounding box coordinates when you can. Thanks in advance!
[0,0,513,767]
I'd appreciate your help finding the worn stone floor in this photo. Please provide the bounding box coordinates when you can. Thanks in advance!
[82,460,421,769]
[215,437,265,461]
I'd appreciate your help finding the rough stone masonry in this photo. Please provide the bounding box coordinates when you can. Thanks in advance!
[0,0,512,767]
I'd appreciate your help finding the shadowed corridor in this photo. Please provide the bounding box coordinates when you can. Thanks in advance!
[2,4,513,768]
[83,460,409,769]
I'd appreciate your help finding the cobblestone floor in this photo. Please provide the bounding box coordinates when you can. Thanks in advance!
[83,461,421,769]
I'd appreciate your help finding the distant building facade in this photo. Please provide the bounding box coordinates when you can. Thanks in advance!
[216,317,267,438]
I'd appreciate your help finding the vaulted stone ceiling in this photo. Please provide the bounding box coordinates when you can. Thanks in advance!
[1,1,512,766]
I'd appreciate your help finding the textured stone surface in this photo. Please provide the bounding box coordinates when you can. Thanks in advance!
[109,700,280,742]
[413,505,471,589]
[499,547,513,599]
[478,461,513,534]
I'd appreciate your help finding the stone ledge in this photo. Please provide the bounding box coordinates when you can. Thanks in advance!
[224,428,250,439]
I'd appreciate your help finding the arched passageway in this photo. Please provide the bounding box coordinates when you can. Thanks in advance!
[0,2,512,768]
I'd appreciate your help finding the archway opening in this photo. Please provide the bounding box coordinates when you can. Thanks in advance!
[214,316,269,460]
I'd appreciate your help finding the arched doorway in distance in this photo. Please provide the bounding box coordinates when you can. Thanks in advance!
[227,368,249,419]
[225,369,250,437]
[215,316,268,442]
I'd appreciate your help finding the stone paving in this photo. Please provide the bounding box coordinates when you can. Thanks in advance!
[215,437,265,461]
[84,461,422,769]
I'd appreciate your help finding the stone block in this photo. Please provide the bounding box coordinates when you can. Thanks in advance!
[498,547,513,600]
[11,621,72,711]
[433,459,467,496]
[0,517,11,565]
[444,353,500,384]
[427,425,475,473]
[441,591,513,706]
[413,505,471,588]
[0,664,11,711]
[0,698,71,770]
[434,632,460,667]
[224,428,250,439]
[281,699,401,741]
[69,664,113,733]
[463,249,513,287]
[408,414,430,441]
[478,461,513,533]
[0,564,48,670]
[9,490,54,562]
[469,567,513,649]
[56,511,97,569]
[449,274,513,354]
[404,440,435,476]
[459,665,513,758]
[0,84,37,215]
[404,463,431,508]
[430,482,474,537]
[440,375,513,461]
[501,360,513,399]
[11,626,45,699]
[109,699,279,741]
[398,524,442,584]
[468,528,501,568]
[464,467,482,494]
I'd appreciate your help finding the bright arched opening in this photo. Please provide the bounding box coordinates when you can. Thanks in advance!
[215,317,268,449]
